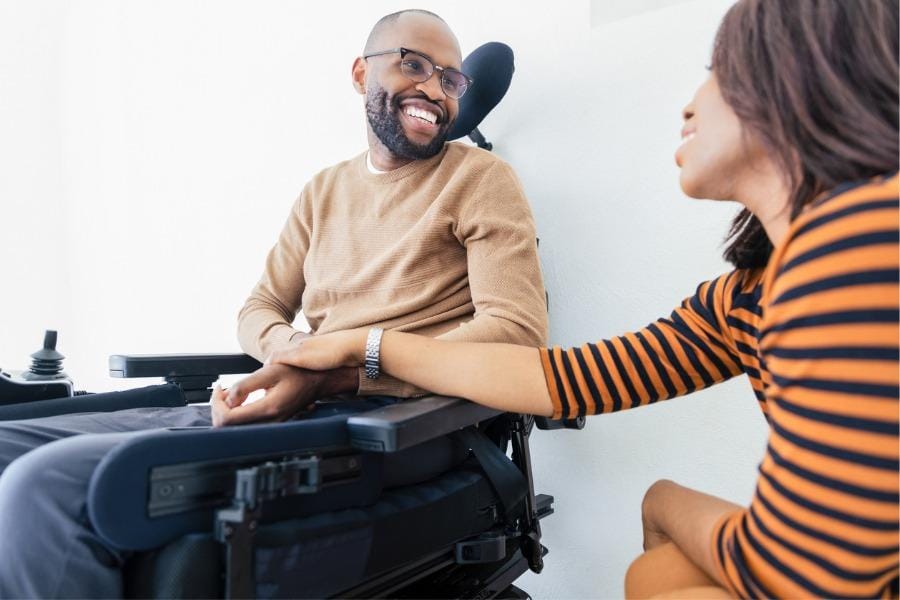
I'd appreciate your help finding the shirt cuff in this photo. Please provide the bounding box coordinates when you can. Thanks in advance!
[539,347,565,419]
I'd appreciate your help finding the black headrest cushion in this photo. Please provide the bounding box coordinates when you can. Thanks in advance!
[448,42,515,140]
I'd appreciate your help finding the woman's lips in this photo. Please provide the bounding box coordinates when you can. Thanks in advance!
[675,131,696,167]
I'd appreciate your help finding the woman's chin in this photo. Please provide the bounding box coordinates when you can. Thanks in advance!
[678,171,704,199]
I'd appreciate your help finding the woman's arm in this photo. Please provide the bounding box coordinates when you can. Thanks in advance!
[380,332,554,416]
[263,270,752,420]
[266,329,555,417]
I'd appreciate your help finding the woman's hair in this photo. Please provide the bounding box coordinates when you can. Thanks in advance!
[712,0,899,269]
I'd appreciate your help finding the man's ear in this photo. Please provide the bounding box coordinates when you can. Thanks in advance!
[351,57,367,95]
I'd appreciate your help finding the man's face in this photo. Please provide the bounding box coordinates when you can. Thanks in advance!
[362,16,462,160]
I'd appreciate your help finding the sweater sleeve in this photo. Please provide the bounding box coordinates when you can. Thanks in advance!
[236,191,312,361]
[357,160,549,397]
[710,176,899,598]
[539,271,748,419]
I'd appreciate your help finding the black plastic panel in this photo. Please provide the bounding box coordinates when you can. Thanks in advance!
[109,354,262,379]
[347,395,500,453]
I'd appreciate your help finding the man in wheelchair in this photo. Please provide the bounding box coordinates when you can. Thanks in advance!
[0,9,549,598]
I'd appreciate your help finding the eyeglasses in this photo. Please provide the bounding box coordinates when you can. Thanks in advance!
[363,47,473,100]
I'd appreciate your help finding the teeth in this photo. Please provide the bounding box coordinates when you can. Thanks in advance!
[683,133,696,143]
[405,106,437,124]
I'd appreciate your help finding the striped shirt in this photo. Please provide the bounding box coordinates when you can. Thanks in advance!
[539,174,899,598]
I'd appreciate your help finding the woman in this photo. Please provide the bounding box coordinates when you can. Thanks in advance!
[214,0,899,597]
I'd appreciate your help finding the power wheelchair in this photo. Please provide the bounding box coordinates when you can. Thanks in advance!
[0,43,584,599]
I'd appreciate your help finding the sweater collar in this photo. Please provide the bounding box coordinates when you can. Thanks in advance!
[355,144,449,184]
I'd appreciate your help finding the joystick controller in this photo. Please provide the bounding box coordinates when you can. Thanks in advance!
[0,330,75,406]
[22,330,68,380]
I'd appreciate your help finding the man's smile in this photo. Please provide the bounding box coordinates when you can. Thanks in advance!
[398,98,444,136]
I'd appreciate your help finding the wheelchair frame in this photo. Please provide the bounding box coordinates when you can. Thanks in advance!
[102,352,572,599]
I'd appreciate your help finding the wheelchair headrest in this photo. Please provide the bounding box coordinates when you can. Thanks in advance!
[448,42,515,141]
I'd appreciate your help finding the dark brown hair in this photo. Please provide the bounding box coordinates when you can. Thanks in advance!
[713,0,899,268]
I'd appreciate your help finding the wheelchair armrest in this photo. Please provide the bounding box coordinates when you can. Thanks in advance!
[88,415,375,550]
[108,353,262,378]
[109,353,263,403]
[347,394,500,453]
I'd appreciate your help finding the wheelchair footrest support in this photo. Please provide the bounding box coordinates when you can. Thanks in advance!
[215,458,322,599]
[510,415,545,575]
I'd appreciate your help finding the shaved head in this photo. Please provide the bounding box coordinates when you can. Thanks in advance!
[363,9,458,57]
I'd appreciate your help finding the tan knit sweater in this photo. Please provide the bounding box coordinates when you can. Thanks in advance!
[237,142,548,396]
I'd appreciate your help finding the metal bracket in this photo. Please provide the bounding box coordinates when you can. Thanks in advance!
[455,531,507,564]
[243,456,322,503]
[509,414,544,574]
[164,374,217,403]
[468,127,493,151]
[215,457,321,598]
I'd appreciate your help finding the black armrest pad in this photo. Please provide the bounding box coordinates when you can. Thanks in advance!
[109,354,262,379]
[347,395,500,452]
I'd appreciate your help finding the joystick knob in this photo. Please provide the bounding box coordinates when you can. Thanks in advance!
[22,330,68,380]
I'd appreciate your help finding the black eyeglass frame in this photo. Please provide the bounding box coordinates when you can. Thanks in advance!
[362,47,474,99]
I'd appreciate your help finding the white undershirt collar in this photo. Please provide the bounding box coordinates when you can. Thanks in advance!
[366,151,386,174]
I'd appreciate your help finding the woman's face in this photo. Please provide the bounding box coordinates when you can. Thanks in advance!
[676,74,763,200]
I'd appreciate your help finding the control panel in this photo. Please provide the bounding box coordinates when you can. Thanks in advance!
[0,331,75,406]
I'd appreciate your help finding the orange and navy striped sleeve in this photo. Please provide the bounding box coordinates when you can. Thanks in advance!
[539,269,762,420]
[711,175,899,598]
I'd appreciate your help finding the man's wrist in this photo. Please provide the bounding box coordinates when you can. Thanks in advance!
[318,366,360,396]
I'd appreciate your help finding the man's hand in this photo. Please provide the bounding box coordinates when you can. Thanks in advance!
[211,363,358,427]
[268,328,369,371]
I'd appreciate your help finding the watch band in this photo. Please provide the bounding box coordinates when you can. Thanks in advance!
[364,327,384,380]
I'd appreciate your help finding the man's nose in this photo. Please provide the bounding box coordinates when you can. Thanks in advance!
[416,71,446,102]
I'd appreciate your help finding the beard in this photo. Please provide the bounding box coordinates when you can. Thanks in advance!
[365,86,450,160]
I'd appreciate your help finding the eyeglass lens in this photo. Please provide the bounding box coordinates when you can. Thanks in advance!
[399,51,469,99]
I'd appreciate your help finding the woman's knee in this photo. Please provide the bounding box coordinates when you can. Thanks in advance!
[640,479,676,550]
[624,543,721,599]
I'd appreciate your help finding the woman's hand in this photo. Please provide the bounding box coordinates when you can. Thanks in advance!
[268,328,368,371]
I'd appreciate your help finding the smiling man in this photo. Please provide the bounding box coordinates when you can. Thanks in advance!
[219,9,548,423]
[0,11,546,597]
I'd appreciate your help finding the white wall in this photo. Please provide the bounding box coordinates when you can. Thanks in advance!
[1,1,769,597]
[0,1,70,371]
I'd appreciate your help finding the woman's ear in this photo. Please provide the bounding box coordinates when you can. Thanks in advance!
[351,56,367,95]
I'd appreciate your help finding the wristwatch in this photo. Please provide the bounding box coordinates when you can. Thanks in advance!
[364,327,384,380]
